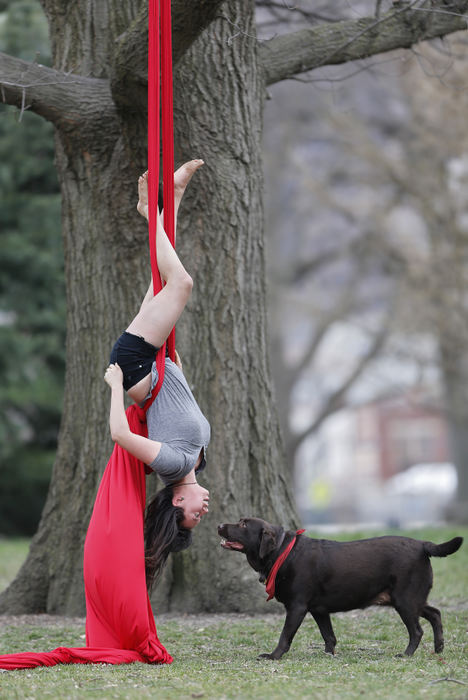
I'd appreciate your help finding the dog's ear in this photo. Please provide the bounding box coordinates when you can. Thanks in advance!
[259,526,279,559]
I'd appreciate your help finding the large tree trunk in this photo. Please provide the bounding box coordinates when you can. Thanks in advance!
[439,337,468,524]
[153,0,298,612]
[0,0,297,616]
[0,0,148,615]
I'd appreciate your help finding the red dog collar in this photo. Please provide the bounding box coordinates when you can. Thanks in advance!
[265,529,305,601]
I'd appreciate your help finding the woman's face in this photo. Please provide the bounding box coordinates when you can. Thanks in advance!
[173,482,210,529]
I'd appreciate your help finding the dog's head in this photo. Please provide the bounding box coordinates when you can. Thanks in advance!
[217,517,284,575]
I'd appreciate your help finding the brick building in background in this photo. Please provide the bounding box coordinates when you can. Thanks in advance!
[295,392,455,526]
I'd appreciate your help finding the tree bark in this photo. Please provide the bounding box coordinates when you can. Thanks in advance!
[0,51,112,125]
[111,0,226,109]
[440,346,468,523]
[0,2,145,613]
[152,0,299,612]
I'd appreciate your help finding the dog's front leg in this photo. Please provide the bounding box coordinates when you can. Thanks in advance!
[258,605,307,660]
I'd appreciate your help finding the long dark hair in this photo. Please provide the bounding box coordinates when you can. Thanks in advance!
[144,485,192,591]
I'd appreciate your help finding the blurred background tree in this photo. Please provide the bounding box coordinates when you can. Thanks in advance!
[261,8,468,523]
[0,0,64,534]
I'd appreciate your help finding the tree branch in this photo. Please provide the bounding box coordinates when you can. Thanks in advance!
[111,0,226,111]
[0,51,115,127]
[289,322,390,456]
[260,0,468,86]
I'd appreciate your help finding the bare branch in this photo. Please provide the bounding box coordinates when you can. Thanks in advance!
[273,230,393,286]
[289,322,391,455]
[256,1,340,25]
[294,286,360,378]
[0,51,114,127]
[260,0,468,86]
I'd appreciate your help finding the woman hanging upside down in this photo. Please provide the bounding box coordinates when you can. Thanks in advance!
[0,2,210,673]
[105,159,210,590]
[0,163,208,670]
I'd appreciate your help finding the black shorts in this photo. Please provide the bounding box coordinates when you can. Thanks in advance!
[109,331,159,391]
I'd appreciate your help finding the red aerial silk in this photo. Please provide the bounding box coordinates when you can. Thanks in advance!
[148,0,175,380]
[0,0,176,670]
[0,407,172,669]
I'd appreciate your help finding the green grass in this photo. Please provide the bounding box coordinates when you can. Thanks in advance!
[0,528,467,700]
[0,537,30,591]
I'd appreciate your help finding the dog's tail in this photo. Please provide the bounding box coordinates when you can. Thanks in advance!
[423,537,463,558]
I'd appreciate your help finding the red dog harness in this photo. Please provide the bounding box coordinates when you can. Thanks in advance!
[265,529,305,601]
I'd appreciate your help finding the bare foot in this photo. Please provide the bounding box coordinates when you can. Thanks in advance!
[174,159,204,208]
[137,159,203,221]
[137,170,149,221]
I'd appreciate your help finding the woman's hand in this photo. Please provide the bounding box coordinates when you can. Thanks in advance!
[104,363,124,389]
[105,361,162,463]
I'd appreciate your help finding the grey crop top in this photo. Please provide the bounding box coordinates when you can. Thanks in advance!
[145,358,210,485]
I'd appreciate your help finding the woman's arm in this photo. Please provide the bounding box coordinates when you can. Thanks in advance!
[104,363,162,464]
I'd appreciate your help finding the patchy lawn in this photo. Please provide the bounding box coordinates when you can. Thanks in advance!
[1,527,466,699]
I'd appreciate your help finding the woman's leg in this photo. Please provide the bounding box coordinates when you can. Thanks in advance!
[135,160,204,312]
[124,162,202,402]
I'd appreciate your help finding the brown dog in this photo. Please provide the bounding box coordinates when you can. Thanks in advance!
[218,517,463,659]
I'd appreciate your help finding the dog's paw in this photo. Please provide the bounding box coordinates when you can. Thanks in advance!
[257,652,279,661]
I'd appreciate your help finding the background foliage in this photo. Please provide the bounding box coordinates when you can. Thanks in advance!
[0,0,63,534]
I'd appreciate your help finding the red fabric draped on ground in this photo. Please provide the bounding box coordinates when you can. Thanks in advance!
[0,647,145,670]
[0,405,173,669]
